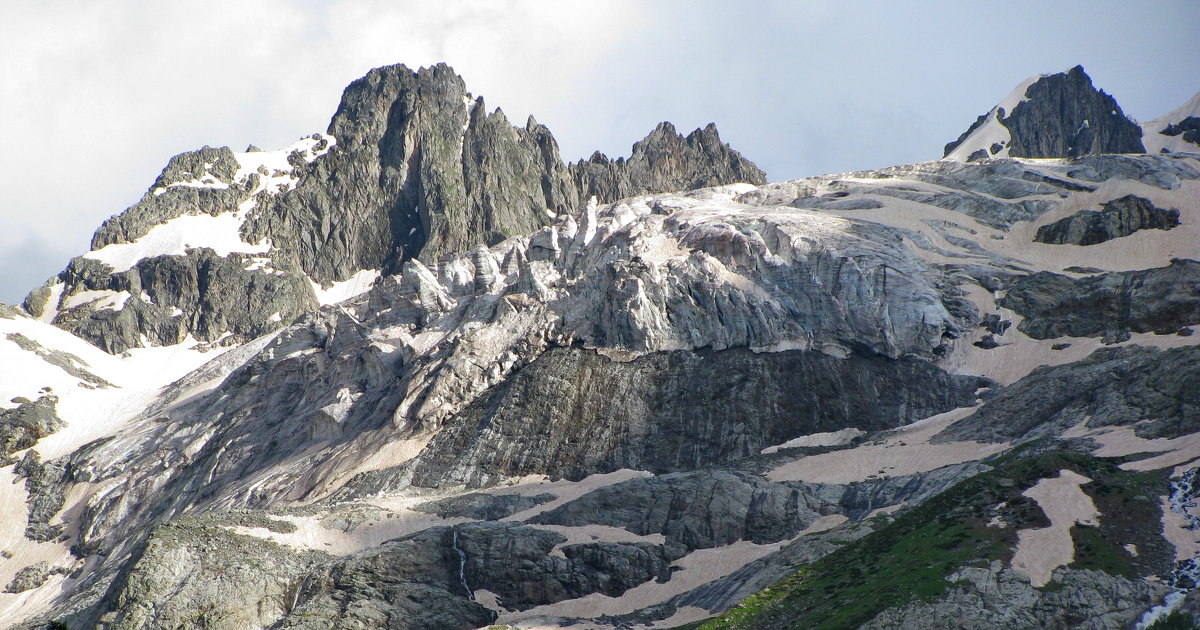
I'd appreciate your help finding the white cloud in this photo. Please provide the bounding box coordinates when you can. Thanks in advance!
[0,0,644,302]
[1,1,1197,304]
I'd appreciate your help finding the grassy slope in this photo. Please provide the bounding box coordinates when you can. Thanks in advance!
[680,451,1168,630]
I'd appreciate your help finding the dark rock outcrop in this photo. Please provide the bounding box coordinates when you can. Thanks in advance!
[1001,259,1200,339]
[935,345,1200,444]
[29,63,766,355]
[0,395,62,466]
[13,451,70,542]
[413,492,556,520]
[568,122,765,204]
[272,523,677,628]
[96,521,330,630]
[945,65,1145,159]
[407,347,987,488]
[245,64,763,281]
[4,561,70,594]
[1034,195,1180,245]
[1004,66,1144,158]
[528,465,979,552]
[47,250,317,354]
[1162,116,1200,146]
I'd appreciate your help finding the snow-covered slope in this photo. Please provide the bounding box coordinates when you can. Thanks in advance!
[943,73,1045,161]
[1142,90,1200,154]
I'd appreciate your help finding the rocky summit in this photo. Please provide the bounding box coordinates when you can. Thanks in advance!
[1,63,1199,630]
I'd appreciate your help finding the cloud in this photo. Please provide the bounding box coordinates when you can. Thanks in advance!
[0,0,645,302]
[1,1,1198,304]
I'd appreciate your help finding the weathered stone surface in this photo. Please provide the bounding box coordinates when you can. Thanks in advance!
[31,63,766,355]
[935,345,1200,444]
[97,522,329,630]
[861,567,1163,630]
[1160,116,1200,146]
[569,122,765,205]
[408,347,986,488]
[4,561,69,594]
[91,146,245,249]
[945,65,1145,159]
[1002,259,1200,339]
[244,64,764,285]
[272,523,675,628]
[0,395,62,466]
[1034,195,1180,245]
[13,450,70,542]
[48,250,317,354]
[529,465,980,552]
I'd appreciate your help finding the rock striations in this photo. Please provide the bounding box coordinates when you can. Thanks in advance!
[1,62,1200,630]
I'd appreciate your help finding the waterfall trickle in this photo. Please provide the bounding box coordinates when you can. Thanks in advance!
[452,528,474,600]
[1134,467,1199,629]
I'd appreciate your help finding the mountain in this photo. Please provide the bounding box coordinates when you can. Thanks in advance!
[2,63,1200,630]
[944,65,1145,161]
[21,63,764,355]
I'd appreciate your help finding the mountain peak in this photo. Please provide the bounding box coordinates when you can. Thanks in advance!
[944,65,1144,161]
[21,62,765,355]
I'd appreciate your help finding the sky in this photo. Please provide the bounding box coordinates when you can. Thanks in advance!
[2,0,1198,304]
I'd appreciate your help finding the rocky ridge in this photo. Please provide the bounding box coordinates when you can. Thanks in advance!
[23,63,763,355]
[945,65,1145,161]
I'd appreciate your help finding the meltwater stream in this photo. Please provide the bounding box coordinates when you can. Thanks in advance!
[1134,467,1199,629]
[452,528,474,601]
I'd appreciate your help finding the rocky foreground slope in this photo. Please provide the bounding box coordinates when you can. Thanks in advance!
[1,64,1199,630]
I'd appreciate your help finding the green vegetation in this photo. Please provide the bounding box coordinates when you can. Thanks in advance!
[1146,611,1198,630]
[684,452,1170,630]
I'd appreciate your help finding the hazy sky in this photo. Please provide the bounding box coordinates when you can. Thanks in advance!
[2,1,1198,304]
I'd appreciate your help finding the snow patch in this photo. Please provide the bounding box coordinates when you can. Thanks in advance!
[1142,91,1200,154]
[945,73,1047,162]
[1010,469,1098,587]
[761,428,864,454]
[308,269,381,306]
[61,290,131,312]
[83,212,269,272]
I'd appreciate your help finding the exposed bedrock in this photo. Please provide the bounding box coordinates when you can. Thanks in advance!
[407,346,987,488]
[935,344,1200,444]
[94,522,330,630]
[27,63,765,354]
[1001,259,1200,340]
[528,464,982,552]
[272,523,676,629]
[45,250,318,354]
[860,567,1164,630]
[1002,66,1145,158]
[568,121,765,205]
[246,63,764,284]
[1034,194,1180,245]
[0,394,62,467]
[1161,116,1200,146]
[943,65,1145,159]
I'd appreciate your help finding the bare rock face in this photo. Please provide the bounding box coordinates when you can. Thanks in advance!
[945,65,1145,160]
[406,347,984,488]
[569,122,766,204]
[0,395,61,466]
[1001,259,1200,339]
[1034,194,1180,245]
[934,344,1200,444]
